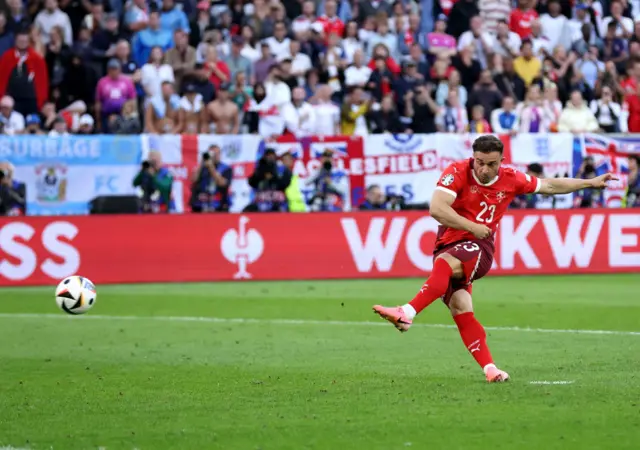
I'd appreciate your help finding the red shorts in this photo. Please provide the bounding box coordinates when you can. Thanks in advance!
[433,239,494,304]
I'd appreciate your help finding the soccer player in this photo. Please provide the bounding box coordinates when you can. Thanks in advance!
[373,135,617,383]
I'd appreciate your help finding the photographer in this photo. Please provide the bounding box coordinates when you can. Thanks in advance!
[574,156,602,208]
[245,148,291,212]
[0,162,26,216]
[359,184,404,211]
[132,150,173,213]
[190,145,232,212]
[307,149,348,212]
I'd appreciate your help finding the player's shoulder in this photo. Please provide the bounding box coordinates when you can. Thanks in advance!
[500,166,525,179]
[445,158,471,173]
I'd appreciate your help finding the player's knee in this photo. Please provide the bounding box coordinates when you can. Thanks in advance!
[435,253,464,278]
[448,290,473,316]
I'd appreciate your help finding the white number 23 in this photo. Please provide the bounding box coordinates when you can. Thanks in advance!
[476,201,496,223]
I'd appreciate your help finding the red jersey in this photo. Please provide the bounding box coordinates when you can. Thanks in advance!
[434,159,540,250]
[509,8,538,39]
[316,15,345,40]
[624,94,640,132]
[621,76,638,95]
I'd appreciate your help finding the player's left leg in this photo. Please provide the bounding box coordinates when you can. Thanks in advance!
[448,289,509,383]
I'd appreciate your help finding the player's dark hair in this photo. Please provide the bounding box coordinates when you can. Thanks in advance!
[472,135,503,155]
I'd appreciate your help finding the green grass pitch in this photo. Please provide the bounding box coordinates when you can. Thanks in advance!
[0,274,639,450]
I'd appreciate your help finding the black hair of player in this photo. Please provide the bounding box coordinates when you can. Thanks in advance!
[472,135,504,155]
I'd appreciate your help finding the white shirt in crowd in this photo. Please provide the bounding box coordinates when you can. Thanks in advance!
[590,99,627,132]
[49,130,70,137]
[264,36,291,61]
[241,44,261,62]
[282,101,316,137]
[479,0,512,34]
[344,65,372,87]
[264,80,292,107]
[540,13,571,49]
[600,15,634,37]
[341,38,363,64]
[141,63,175,98]
[291,52,312,85]
[313,101,341,136]
[0,111,25,135]
[34,8,73,45]
[531,35,553,60]
[492,32,522,57]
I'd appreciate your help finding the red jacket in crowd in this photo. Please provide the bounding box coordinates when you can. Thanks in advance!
[625,94,640,132]
[0,47,49,110]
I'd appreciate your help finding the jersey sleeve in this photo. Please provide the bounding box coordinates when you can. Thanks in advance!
[435,163,465,199]
[514,170,542,195]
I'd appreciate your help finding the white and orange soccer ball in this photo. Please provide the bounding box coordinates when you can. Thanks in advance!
[55,276,97,315]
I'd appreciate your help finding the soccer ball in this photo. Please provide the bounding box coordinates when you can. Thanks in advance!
[55,276,97,315]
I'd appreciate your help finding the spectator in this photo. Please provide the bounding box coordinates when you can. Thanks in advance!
[436,69,468,107]
[321,32,347,94]
[306,149,347,212]
[491,96,520,133]
[602,21,628,73]
[0,12,14,58]
[571,23,599,58]
[367,55,394,103]
[436,89,468,133]
[458,16,494,69]
[577,45,605,90]
[289,40,312,86]
[204,45,230,90]
[283,86,316,137]
[229,71,253,112]
[368,43,401,76]
[30,23,47,58]
[160,0,190,34]
[0,30,49,116]
[600,0,633,38]
[133,150,174,213]
[404,83,439,134]
[279,149,307,213]
[181,62,215,104]
[448,0,480,39]
[341,86,369,135]
[48,115,69,136]
[518,84,552,132]
[132,9,174,67]
[540,0,571,50]
[35,0,73,45]
[404,43,429,79]
[398,13,425,56]
[263,63,291,108]
[367,93,403,134]
[312,84,340,136]
[452,45,482,91]
[303,68,320,99]
[77,114,94,134]
[510,0,539,39]
[110,99,142,134]
[246,148,291,212]
[91,13,122,70]
[573,155,601,208]
[6,0,29,35]
[239,25,261,62]
[265,21,291,60]
[317,0,345,38]
[0,95,24,135]
[395,60,424,108]
[165,30,196,91]
[95,58,136,131]
[114,40,141,82]
[493,19,522,58]
[494,56,527,101]
[45,26,72,93]
[368,17,398,62]
[514,40,542,86]
[292,0,317,39]
[544,84,563,131]
[189,1,211,48]
[190,145,232,213]
[204,83,239,134]
[342,20,364,64]
[558,90,599,133]
[145,80,181,133]
[0,161,25,216]
[225,36,252,83]
[82,1,105,33]
[529,19,553,59]
[24,114,44,134]
[479,0,512,35]
[428,14,457,60]
[253,41,276,85]
[624,155,640,207]
[125,0,150,34]
[179,83,206,134]
[469,69,503,120]
[591,85,625,132]
[466,104,490,132]
[625,82,640,132]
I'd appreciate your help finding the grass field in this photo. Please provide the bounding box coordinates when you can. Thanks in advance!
[0,274,639,450]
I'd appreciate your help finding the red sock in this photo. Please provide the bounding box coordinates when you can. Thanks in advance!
[408,258,453,314]
[453,312,494,369]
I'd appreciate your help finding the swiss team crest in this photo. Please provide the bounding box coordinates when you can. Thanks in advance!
[496,191,506,202]
[441,174,454,186]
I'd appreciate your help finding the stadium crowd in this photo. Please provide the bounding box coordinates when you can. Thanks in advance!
[3,0,640,135]
[0,0,639,215]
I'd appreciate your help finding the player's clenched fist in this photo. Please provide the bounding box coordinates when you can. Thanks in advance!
[470,224,492,239]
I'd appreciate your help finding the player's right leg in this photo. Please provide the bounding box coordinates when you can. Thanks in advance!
[448,289,509,383]
[372,253,464,332]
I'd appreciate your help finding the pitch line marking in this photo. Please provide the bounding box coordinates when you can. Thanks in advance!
[0,313,639,337]
[529,381,576,385]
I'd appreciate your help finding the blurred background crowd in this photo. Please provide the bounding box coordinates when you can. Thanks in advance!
[4,0,640,135]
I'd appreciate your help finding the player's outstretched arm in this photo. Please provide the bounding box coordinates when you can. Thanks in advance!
[430,190,491,239]
[538,173,619,195]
